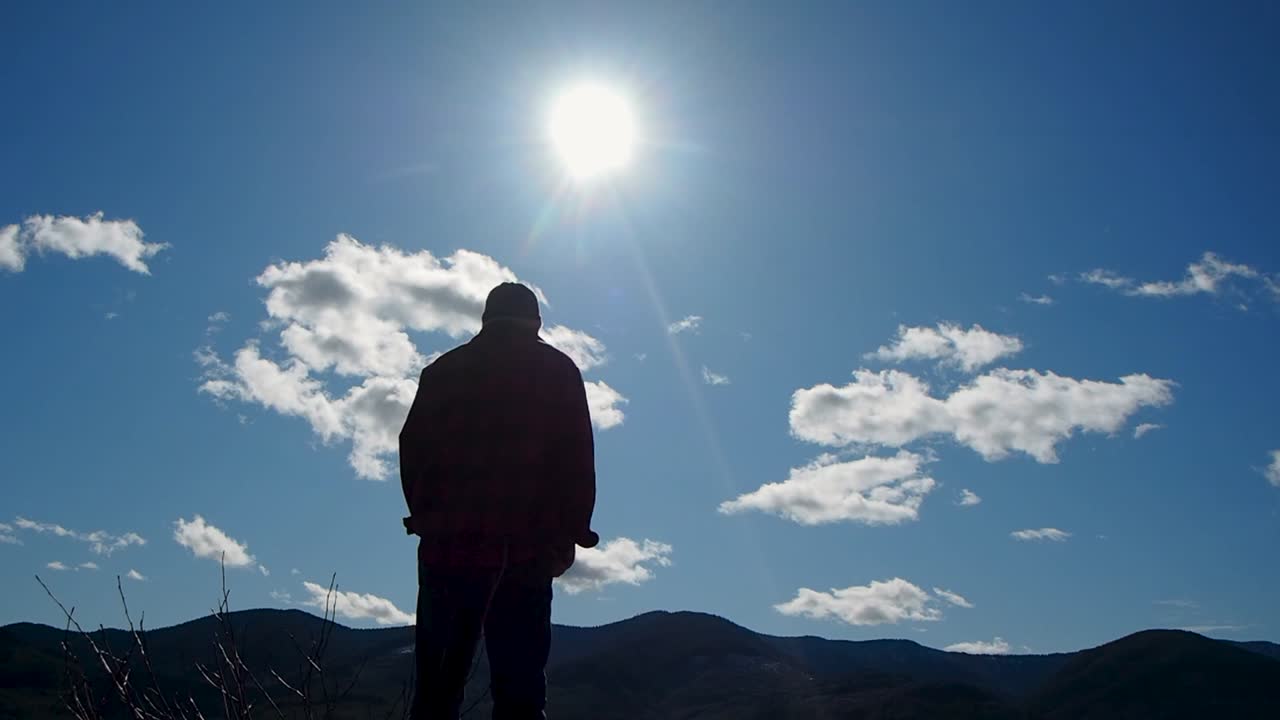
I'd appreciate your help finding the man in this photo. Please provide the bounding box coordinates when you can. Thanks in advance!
[399,282,598,720]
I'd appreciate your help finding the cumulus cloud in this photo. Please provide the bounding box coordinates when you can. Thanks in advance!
[790,368,1173,464]
[1134,423,1164,439]
[1265,450,1280,488]
[126,569,146,581]
[1018,293,1054,306]
[584,381,627,431]
[79,562,99,570]
[719,451,936,526]
[775,578,945,626]
[701,366,731,386]
[0,523,19,545]
[0,225,22,272]
[667,315,702,335]
[1082,252,1274,301]
[934,588,974,608]
[46,561,70,571]
[198,236,626,479]
[301,581,414,626]
[958,489,982,507]
[1010,528,1071,542]
[0,213,166,274]
[173,515,256,567]
[540,325,607,371]
[946,637,1010,654]
[867,323,1023,373]
[13,517,146,555]
[557,538,673,594]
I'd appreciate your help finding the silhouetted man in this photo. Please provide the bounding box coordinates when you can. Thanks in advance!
[400,282,598,720]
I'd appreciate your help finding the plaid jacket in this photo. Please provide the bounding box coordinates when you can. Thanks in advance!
[399,322,597,568]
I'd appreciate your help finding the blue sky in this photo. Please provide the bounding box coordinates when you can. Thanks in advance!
[2,1,1278,654]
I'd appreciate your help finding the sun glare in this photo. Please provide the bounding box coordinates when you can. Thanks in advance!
[548,83,636,182]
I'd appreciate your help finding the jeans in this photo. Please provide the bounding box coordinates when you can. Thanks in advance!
[411,556,553,720]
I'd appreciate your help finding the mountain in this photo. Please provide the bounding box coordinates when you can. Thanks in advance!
[3,609,1279,719]
[1030,629,1280,719]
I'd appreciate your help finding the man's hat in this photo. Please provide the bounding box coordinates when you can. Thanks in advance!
[482,282,540,323]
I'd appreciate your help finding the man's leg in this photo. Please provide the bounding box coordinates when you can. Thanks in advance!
[483,561,553,720]
[412,562,498,720]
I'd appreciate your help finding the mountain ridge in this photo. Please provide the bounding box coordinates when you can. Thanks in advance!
[3,608,1279,719]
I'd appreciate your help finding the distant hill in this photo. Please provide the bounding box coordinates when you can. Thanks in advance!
[3,609,1279,719]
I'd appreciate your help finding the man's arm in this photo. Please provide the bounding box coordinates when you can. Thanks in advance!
[399,365,436,514]
[560,364,597,546]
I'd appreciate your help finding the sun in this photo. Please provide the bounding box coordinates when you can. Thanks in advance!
[548,83,636,182]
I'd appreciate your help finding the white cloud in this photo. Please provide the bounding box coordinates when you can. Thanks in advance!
[258,564,270,577]
[205,311,231,335]
[46,561,70,571]
[1263,450,1280,488]
[1083,252,1274,301]
[301,581,414,626]
[1181,624,1246,634]
[13,517,146,555]
[1010,528,1071,542]
[173,515,255,567]
[945,637,1010,654]
[290,568,301,576]
[958,489,982,507]
[867,323,1023,373]
[701,366,731,386]
[126,569,146,581]
[1080,268,1134,290]
[719,451,936,526]
[198,236,626,479]
[1133,253,1259,297]
[79,562,99,570]
[557,538,672,594]
[0,522,19,545]
[1134,423,1164,439]
[775,578,944,626]
[790,368,1173,464]
[934,588,974,608]
[540,325,608,371]
[584,380,627,430]
[1018,293,1054,306]
[667,315,702,335]
[0,225,22,271]
[270,589,293,603]
[0,213,166,274]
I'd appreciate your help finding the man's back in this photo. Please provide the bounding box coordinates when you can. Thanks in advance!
[400,319,596,567]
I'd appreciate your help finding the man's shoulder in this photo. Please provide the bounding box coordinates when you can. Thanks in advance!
[418,344,468,379]
[534,339,583,377]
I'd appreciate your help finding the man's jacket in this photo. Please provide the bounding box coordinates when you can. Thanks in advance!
[399,321,596,569]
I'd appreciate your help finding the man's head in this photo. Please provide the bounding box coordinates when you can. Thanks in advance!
[481,282,541,330]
